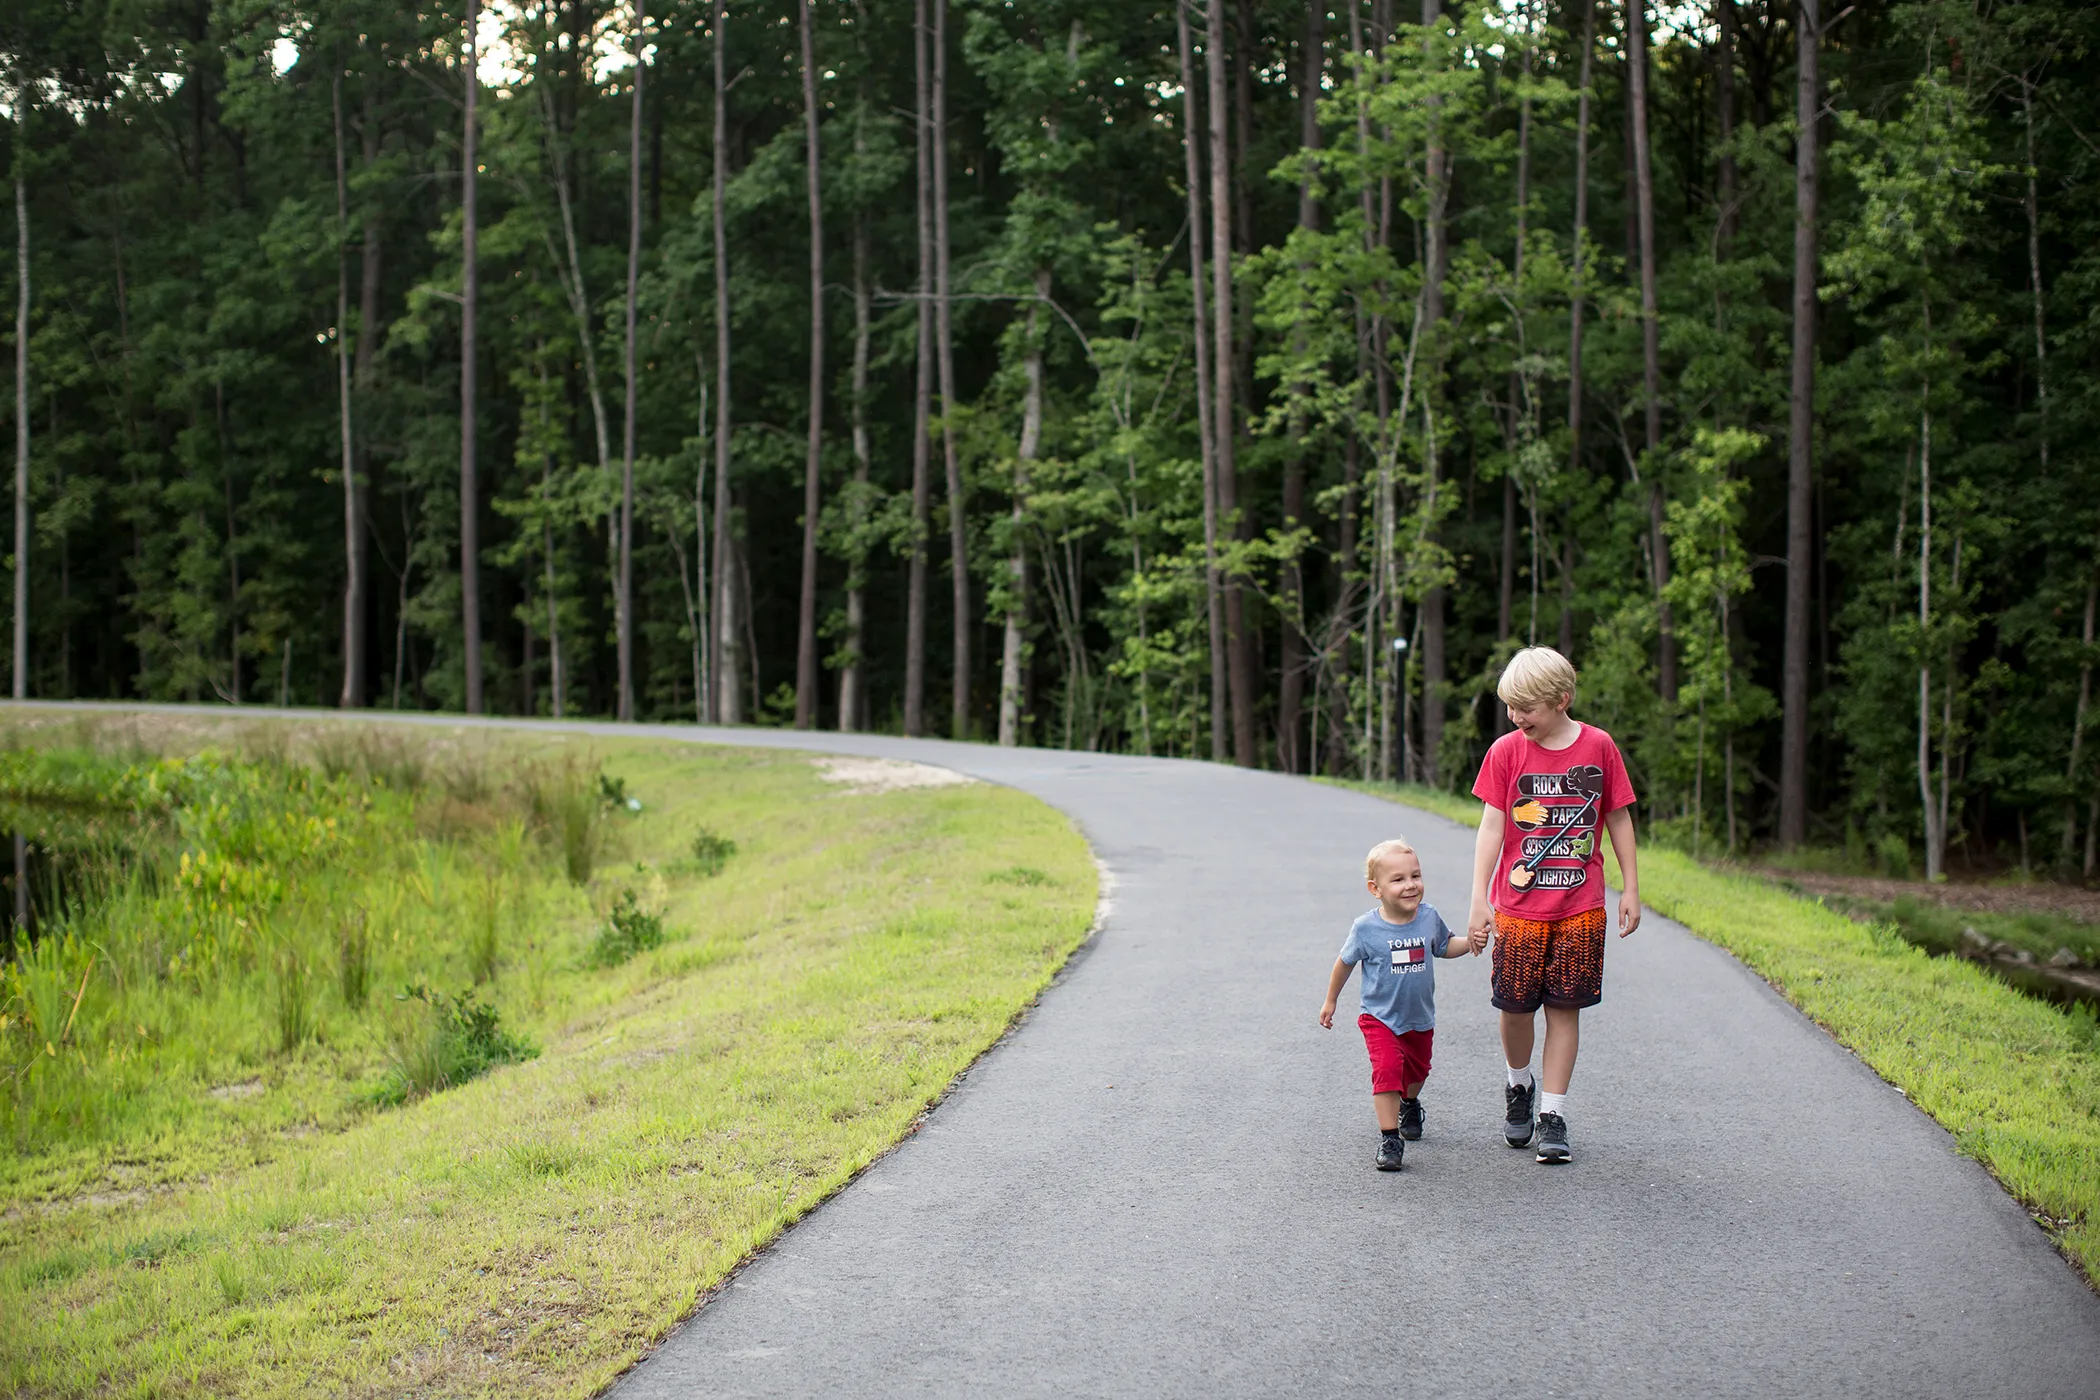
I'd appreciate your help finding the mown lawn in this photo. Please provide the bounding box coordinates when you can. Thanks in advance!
[1347,777,2100,1287]
[0,714,1096,1398]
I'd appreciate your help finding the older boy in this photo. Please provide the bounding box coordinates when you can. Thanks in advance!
[1320,838,1483,1172]
[1467,647,1640,1164]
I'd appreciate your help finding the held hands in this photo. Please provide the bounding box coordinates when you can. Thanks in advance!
[1318,999,1337,1030]
[1618,887,1643,938]
[1467,901,1495,957]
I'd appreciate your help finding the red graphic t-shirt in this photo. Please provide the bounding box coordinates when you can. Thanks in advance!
[1471,723,1637,920]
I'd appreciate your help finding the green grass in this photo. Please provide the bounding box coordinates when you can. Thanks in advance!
[1357,781,2100,1285]
[1805,892,2100,970]
[0,714,1097,1398]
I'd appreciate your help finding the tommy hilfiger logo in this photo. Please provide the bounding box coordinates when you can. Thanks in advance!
[1389,940,1427,971]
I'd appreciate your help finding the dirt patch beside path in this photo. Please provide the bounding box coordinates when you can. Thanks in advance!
[811,756,977,795]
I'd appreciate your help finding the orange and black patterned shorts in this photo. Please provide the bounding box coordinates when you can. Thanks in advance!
[1490,907,1607,1012]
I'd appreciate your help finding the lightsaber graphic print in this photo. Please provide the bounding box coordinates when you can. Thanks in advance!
[1506,764,1604,892]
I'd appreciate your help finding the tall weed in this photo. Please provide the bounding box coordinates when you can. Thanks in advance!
[273,943,314,1053]
[337,909,370,1009]
[376,985,536,1103]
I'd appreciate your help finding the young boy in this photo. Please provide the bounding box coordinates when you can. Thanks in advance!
[1468,646,1640,1165]
[1320,838,1483,1172]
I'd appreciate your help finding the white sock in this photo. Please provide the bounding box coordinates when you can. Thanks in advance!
[1540,1091,1568,1117]
[1507,1065,1533,1089]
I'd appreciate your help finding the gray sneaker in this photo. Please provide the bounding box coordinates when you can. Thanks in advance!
[1375,1134,1405,1171]
[1504,1081,1536,1148]
[1398,1096,1425,1140]
[1535,1111,1571,1163]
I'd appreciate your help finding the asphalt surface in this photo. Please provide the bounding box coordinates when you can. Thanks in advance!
[22,708,2100,1397]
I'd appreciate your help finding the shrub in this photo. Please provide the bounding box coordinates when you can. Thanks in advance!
[588,891,665,968]
[376,985,535,1104]
[688,828,735,877]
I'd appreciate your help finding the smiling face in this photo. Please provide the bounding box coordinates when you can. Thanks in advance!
[1366,849,1425,921]
[1505,691,1575,744]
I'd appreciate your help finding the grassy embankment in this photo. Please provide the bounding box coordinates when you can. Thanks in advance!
[1332,777,2100,1286]
[0,712,1096,1397]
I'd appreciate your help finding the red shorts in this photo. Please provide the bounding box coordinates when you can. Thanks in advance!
[1357,1015,1434,1095]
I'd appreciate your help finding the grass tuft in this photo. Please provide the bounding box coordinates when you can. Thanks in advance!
[686,827,736,877]
[375,985,537,1104]
[588,890,666,969]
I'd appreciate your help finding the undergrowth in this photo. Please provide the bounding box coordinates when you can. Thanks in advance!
[0,725,633,1195]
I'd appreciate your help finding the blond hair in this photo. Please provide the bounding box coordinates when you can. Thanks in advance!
[1497,646,1578,710]
[1365,837,1417,880]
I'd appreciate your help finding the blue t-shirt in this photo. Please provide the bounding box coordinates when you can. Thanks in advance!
[1340,904,1453,1035]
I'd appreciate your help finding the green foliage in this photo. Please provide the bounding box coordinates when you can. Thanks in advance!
[588,889,666,969]
[8,0,2100,867]
[374,984,537,1105]
[686,827,736,878]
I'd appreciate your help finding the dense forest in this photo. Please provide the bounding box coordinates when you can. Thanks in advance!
[2,0,2095,873]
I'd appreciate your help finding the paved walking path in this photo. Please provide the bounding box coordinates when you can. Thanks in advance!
[593,726,2100,1399]
[27,708,2100,1396]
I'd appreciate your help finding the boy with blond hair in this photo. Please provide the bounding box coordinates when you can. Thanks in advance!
[1320,837,1483,1171]
[1468,646,1640,1164]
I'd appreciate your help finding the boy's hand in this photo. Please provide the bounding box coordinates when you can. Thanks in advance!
[1467,901,1495,955]
[1618,887,1642,938]
[1318,999,1337,1030]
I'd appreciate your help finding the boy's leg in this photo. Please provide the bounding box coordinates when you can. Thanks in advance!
[1540,1005,1580,1095]
[1499,1009,1537,1070]
[1372,1091,1402,1131]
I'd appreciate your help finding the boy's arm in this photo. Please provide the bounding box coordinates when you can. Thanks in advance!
[1604,805,1642,938]
[1467,805,1505,951]
[1318,959,1353,1029]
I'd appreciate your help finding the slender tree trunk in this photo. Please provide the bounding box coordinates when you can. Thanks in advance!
[711,0,741,723]
[1500,11,1532,667]
[2067,571,2095,860]
[1567,0,1592,491]
[933,0,968,738]
[12,146,25,701]
[841,206,871,733]
[617,0,646,722]
[1626,0,1671,706]
[1917,398,1939,881]
[2020,81,2048,477]
[350,91,382,709]
[1419,0,1449,785]
[1178,1,1226,764]
[1778,0,1820,847]
[1208,0,1254,767]
[459,2,483,714]
[1000,270,1047,747]
[1716,0,1739,247]
[538,408,565,718]
[333,72,363,709]
[795,0,825,730]
[1278,0,1323,775]
[542,85,613,475]
[905,0,934,737]
[1559,508,1575,653]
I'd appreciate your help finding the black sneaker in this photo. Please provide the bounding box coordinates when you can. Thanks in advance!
[1375,1134,1405,1172]
[1535,1111,1571,1163]
[1504,1081,1536,1148]
[1398,1097,1425,1141]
